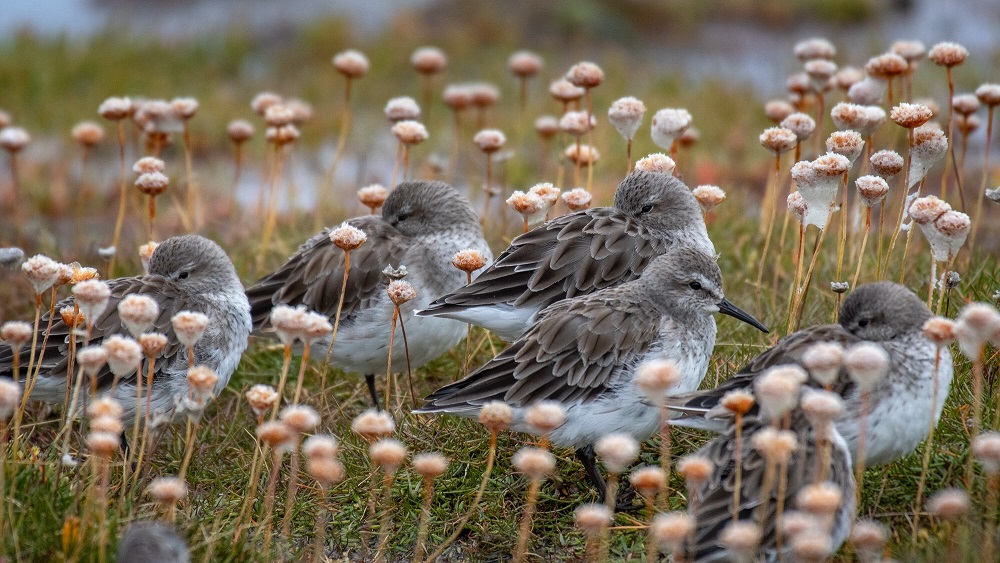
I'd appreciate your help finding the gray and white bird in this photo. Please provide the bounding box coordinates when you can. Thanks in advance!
[416,247,766,495]
[246,180,492,407]
[686,399,856,562]
[0,235,252,425]
[417,171,719,341]
[116,522,190,563]
[670,281,951,468]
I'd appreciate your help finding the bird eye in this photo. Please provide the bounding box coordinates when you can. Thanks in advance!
[397,213,409,222]
[689,281,702,290]
[640,204,653,214]
[858,318,869,327]
[178,271,190,280]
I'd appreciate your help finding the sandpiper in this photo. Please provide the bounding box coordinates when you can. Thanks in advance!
[246,180,492,407]
[417,171,718,341]
[416,247,766,496]
[670,281,951,467]
[0,235,251,424]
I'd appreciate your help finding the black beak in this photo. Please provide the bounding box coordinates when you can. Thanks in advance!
[718,298,769,333]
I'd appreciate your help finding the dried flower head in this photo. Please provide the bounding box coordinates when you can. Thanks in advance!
[629,465,667,496]
[1,321,32,353]
[634,153,676,175]
[170,97,198,120]
[72,121,105,147]
[99,97,133,120]
[787,191,807,224]
[86,430,120,459]
[257,420,295,452]
[413,452,449,479]
[594,432,639,474]
[955,303,1000,357]
[952,94,981,117]
[534,115,559,139]
[651,511,695,553]
[928,42,969,67]
[825,131,864,164]
[781,113,816,142]
[791,533,833,562]
[550,79,586,103]
[972,432,1000,474]
[387,280,417,305]
[171,311,209,348]
[786,73,811,96]
[752,427,799,464]
[391,120,429,145]
[566,61,604,88]
[451,249,488,274]
[909,125,949,187]
[117,295,160,337]
[411,46,447,75]
[147,477,187,505]
[473,129,506,153]
[357,184,388,214]
[855,175,889,208]
[834,66,865,91]
[635,359,681,400]
[508,50,543,78]
[478,401,514,433]
[246,384,279,419]
[720,521,762,556]
[87,397,124,420]
[251,92,282,116]
[384,97,421,123]
[264,104,294,128]
[332,49,369,78]
[692,184,726,213]
[513,446,556,480]
[524,401,565,435]
[794,37,836,61]
[676,454,713,487]
[561,187,593,211]
[760,127,797,155]
[329,222,367,252]
[721,389,755,415]
[608,96,646,140]
[507,191,546,224]
[0,378,21,420]
[764,100,796,124]
[564,143,600,166]
[469,82,501,109]
[805,59,837,86]
[307,456,345,486]
[227,119,254,143]
[651,108,693,149]
[559,110,596,137]
[303,434,339,460]
[975,83,1000,107]
[801,342,844,386]
[958,114,981,136]
[755,365,805,422]
[908,195,950,225]
[135,172,169,196]
[279,404,320,434]
[892,40,926,62]
[442,84,473,111]
[138,241,158,273]
[870,149,904,178]
[890,102,934,129]
[351,409,395,440]
[22,254,61,295]
[800,388,845,430]
[848,77,886,106]
[77,346,109,376]
[922,317,956,346]
[927,488,969,520]
[574,503,612,536]
[103,335,143,378]
[90,414,123,435]
[843,342,889,391]
[138,332,168,358]
[269,305,308,346]
[865,53,908,79]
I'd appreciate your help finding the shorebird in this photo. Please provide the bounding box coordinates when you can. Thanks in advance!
[416,247,766,497]
[417,170,716,341]
[246,180,492,407]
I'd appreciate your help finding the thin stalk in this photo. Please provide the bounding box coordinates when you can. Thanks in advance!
[756,153,783,288]
[414,476,437,563]
[854,392,871,507]
[834,173,849,286]
[234,437,265,545]
[108,121,127,276]
[384,308,398,412]
[311,485,331,562]
[898,178,928,284]
[911,345,943,541]
[391,141,402,189]
[584,89,595,194]
[271,344,292,421]
[971,105,995,248]
[658,404,673,509]
[232,142,244,206]
[732,412,744,522]
[258,142,287,269]
[319,77,354,231]
[258,449,283,554]
[280,439,302,538]
[965,345,985,488]
[512,477,542,563]
[982,473,1000,563]
[177,417,200,483]
[852,207,873,288]
[12,293,42,454]
[790,219,830,333]
[322,250,352,389]
[182,121,197,228]
[292,344,312,405]
[481,153,493,223]
[884,128,915,277]
[398,311,416,410]
[373,469,399,562]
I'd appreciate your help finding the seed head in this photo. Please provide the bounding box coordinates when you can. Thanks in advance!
[972,432,1000,474]
[132,157,165,175]
[171,311,209,348]
[650,511,695,553]
[720,521,762,556]
[469,82,500,109]
[353,185,388,215]
[564,143,600,166]
[264,104,294,128]
[391,120,429,145]
[529,182,561,208]
[952,94,980,117]
[1,321,32,353]
[102,335,142,377]
[764,100,795,124]
[245,384,279,420]
[251,92,282,116]
[865,53,908,78]
[77,346,109,377]
[387,280,416,306]
[908,195,950,225]
[452,249,488,274]
[801,342,844,386]
[276,404,319,435]
[117,295,160,337]
[139,241,158,273]
[22,254,61,295]
[0,378,21,420]
[848,77,886,106]
[955,303,1000,356]
[384,97,421,123]
[825,131,864,164]
[138,333,167,359]
[851,175,888,209]
[87,431,121,458]
[549,79,586,104]
[959,114,981,136]
[676,455,713,487]
[307,457,345,486]
[781,113,816,142]
[805,59,837,85]
[352,409,395,440]
[303,434,339,459]
[787,190,807,224]
[329,222,367,252]
[755,365,804,422]
[227,119,254,144]
[170,97,198,120]
[721,389,755,415]
[927,488,969,520]
[574,503,612,536]
[759,127,797,155]
[786,73,811,96]
[800,388,844,430]
[892,40,926,62]
[411,46,447,75]
[794,37,836,61]
[332,49,369,78]
[566,61,604,88]
[651,108,692,149]
[413,452,449,479]
[72,121,105,147]
[752,427,799,464]
[594,432,639,474]
[870,149,904,178]
[269,305,308,346]
[147,477,187,506]
[608,96,646,140]
[928,42,969,67]
[512,447,556,482]
[834,66,865,91]
[559,110,595,137]
[98,97,133,120]
[135,171,169,196]
[922,317,956,346]
[524,401,565,435]
[692,185,726,213]
[473,129,506,153]
[629,465,667,496]
[791,533,833,563]
[257,420,295,452]
[534,115,559,139]
[478,401,514,433]
[843,342,889,391]
[975,84,1000,107]
[89,415,123,435]
[890,102,934,129]
[508,50,543,78]
[87,397,123,421]
[506,191,546,223]
[830,103,885,137]
[561,187,593,211]
[635,359,681,401]
[442,84,473,110]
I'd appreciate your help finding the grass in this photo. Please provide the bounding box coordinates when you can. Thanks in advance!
[2,8,1000,562]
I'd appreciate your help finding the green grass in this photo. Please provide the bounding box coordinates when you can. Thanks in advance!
[2,12,1000,563]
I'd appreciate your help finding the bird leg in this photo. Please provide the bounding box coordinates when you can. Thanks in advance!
[577,445,639,512]
[365,374,381,410]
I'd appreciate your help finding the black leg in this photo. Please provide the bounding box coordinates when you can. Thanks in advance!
[365,373,381,410]
[576,445,607,500]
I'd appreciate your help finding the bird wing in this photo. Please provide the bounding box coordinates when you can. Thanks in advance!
[246,216,411,329]
[667,324,860,420]
[1,276,193,391]
[419,290,661,410]
[420,208,668,315]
